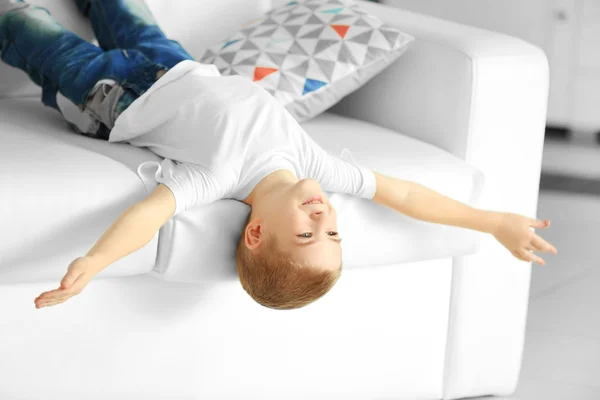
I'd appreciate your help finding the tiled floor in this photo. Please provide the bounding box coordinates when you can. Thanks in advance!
[469,138,600,399]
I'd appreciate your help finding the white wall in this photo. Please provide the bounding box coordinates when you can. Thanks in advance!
[381,0,551,51]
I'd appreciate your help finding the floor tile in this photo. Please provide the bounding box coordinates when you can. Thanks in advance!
[529,257,597,302]
[529,191,600,297]
[467,378,600,400]
[519,331,600,388]
[514,377,600,400]
[466,371,600,400]
[526,261,600,340]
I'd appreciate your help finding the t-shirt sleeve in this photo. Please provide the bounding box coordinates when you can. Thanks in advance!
[307,145,377,200]
[137,159,221,216]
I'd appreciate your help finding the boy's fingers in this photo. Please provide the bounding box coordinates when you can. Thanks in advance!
[37,287,65,300]
[532,235,557,254]
[55,293,72,302]
[520,249,546,265]
[43,288,77,302]
[37,272,88,306]
[42,300,61,308]
[38,282,80,301]
[37,294,71,308]
[527,242,542,252]
[530,219,550,228]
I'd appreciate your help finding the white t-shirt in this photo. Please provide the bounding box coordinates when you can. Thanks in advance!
[108,60,377,216]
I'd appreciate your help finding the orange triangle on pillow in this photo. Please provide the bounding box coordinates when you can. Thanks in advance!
[331,25,350,39]
[253,67,278,81]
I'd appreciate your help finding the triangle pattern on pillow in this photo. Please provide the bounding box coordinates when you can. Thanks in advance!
[199,0,414,120]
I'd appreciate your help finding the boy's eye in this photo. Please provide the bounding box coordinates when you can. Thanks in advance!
[298,232,338,238]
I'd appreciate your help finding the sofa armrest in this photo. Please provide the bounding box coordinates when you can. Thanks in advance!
[333,1,549,165]
[329,2,550,399]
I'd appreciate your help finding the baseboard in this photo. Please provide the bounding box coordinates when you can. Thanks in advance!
[540,172,600,197]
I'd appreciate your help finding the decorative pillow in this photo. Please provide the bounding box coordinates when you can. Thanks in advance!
[198,0,415,123]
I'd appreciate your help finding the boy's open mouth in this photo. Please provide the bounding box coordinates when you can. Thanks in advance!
[302,195,323,205]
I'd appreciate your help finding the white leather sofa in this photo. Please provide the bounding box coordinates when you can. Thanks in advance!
[0,0,549,399]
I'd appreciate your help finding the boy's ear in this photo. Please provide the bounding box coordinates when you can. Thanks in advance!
[245,221,263,250]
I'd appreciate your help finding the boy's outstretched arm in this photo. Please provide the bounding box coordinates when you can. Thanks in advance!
[371,171,558,265]
[34,184,176,309]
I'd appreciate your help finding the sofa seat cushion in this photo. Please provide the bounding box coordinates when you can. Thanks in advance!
[0,98,162,283]
[146,112,486,282]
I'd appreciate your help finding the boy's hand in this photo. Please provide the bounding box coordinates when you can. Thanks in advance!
[34,256,100,309]
[491,212,558,266]
[32,183,175,310]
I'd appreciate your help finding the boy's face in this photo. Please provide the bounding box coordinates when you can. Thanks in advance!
[245,178,342,271]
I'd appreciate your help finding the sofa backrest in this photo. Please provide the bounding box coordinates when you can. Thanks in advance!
[0,0,275,98]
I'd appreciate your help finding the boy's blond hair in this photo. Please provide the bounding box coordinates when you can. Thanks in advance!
[236,212,342,310]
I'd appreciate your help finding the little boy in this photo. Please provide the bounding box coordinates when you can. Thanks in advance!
[0,1,557,311]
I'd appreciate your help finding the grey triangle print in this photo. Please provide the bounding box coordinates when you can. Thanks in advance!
[313,57,336,81]
[288,59,310,76]
[201,49,216,63]
[219,51,237,65]
[347,29,372,45]
[277,72,297,94]
[305,14,324,25]
[314,39,338,55]
[254,26,279,38]
[289,6,313,17]
[271,6,291,16]
[281,11,296,23]
[240,26,257,37]
[284,24,303,37]
[353,17,371,28]
[379,28,401,48]
[240,39,260,51]
[337,41,358,65]
[304,2,325,11]
[285,12,312,26]
[361,15,378,28]
[298,26,325,39]
[235,51,261,66]
[271,9,293,24]
[261,16,280,27]
[266,51,287,67]
[329,13,357,24]
[288,39,310,56]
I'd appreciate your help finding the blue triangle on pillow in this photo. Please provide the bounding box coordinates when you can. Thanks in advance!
[303,78,327,95]
[321,7,344,14]
[222,39,242,50]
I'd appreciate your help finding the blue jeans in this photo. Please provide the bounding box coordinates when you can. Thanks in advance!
[0,0,194,138]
